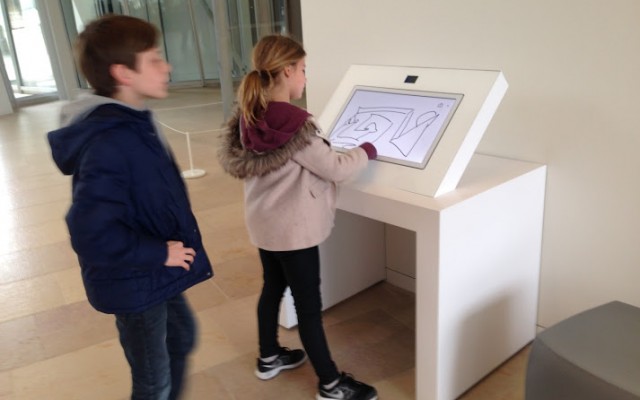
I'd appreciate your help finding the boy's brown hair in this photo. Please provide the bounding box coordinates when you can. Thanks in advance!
[75,14,159,97]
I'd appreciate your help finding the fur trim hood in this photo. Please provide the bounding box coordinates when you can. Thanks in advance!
[218,110,320,179]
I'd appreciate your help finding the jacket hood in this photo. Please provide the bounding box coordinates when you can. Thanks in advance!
[47,94,152,175]
[219,108,318,179]
[241,101,310,153]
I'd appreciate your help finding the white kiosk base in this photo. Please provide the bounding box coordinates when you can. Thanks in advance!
[279,153,546,400]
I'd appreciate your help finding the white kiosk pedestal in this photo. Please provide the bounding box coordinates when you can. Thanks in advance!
[279,153,546,400]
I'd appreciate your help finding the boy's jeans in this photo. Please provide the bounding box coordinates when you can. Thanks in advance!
[115,294,196,400]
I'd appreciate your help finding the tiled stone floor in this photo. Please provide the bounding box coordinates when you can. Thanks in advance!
[0,88,529,399]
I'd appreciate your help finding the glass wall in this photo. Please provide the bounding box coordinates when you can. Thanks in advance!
[0,0,57,105]
[0,0,301,111]
[60,0,297,89]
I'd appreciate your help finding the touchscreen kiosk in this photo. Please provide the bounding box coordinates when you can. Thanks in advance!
[327,87,463,169]
[317,65,508,197]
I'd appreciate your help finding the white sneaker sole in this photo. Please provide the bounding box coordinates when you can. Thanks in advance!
[254,354,308,380]
[316,394,378,400]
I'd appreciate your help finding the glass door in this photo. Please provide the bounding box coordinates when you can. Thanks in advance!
[0,0,57,105]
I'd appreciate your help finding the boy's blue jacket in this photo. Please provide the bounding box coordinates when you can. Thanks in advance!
[47,94,213,314]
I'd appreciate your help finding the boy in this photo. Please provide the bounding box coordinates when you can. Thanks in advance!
[47,14,213,400]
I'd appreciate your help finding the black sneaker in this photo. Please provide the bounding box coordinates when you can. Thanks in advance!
[316,372,378,400]
[255,347,307,380]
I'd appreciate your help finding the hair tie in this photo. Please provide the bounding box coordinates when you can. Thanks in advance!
[257,70,272,81]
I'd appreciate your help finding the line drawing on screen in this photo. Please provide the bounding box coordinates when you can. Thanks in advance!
[328,87,462,168]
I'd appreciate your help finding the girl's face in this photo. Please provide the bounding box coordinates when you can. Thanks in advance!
[287,58,307,100]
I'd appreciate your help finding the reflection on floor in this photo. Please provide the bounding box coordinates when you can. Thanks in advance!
[0,88,529,399]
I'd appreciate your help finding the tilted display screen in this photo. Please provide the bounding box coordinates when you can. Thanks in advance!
[327,86,463,169]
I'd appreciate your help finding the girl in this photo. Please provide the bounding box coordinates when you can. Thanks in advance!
[218,35,378,400]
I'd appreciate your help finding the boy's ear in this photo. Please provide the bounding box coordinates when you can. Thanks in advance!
[110,64,133,86]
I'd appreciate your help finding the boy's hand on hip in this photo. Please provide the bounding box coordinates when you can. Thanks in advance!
[165,241,196,271]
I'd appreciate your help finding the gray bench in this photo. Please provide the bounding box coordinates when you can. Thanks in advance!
[525,301,640,400]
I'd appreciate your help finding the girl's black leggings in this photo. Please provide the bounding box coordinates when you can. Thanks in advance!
[257,246,340,385]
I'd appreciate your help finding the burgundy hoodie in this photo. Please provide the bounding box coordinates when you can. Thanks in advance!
[241,101,311,153]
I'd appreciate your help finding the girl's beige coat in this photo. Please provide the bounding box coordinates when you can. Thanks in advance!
[218,114,368,251]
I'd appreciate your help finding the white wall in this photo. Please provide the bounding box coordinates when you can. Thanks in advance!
[301,0,640,328]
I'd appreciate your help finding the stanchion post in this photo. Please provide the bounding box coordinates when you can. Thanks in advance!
[181,131,206,179]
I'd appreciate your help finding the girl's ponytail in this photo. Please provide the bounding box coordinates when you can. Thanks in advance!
[237,70,271,126]
[237,35,306,127]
